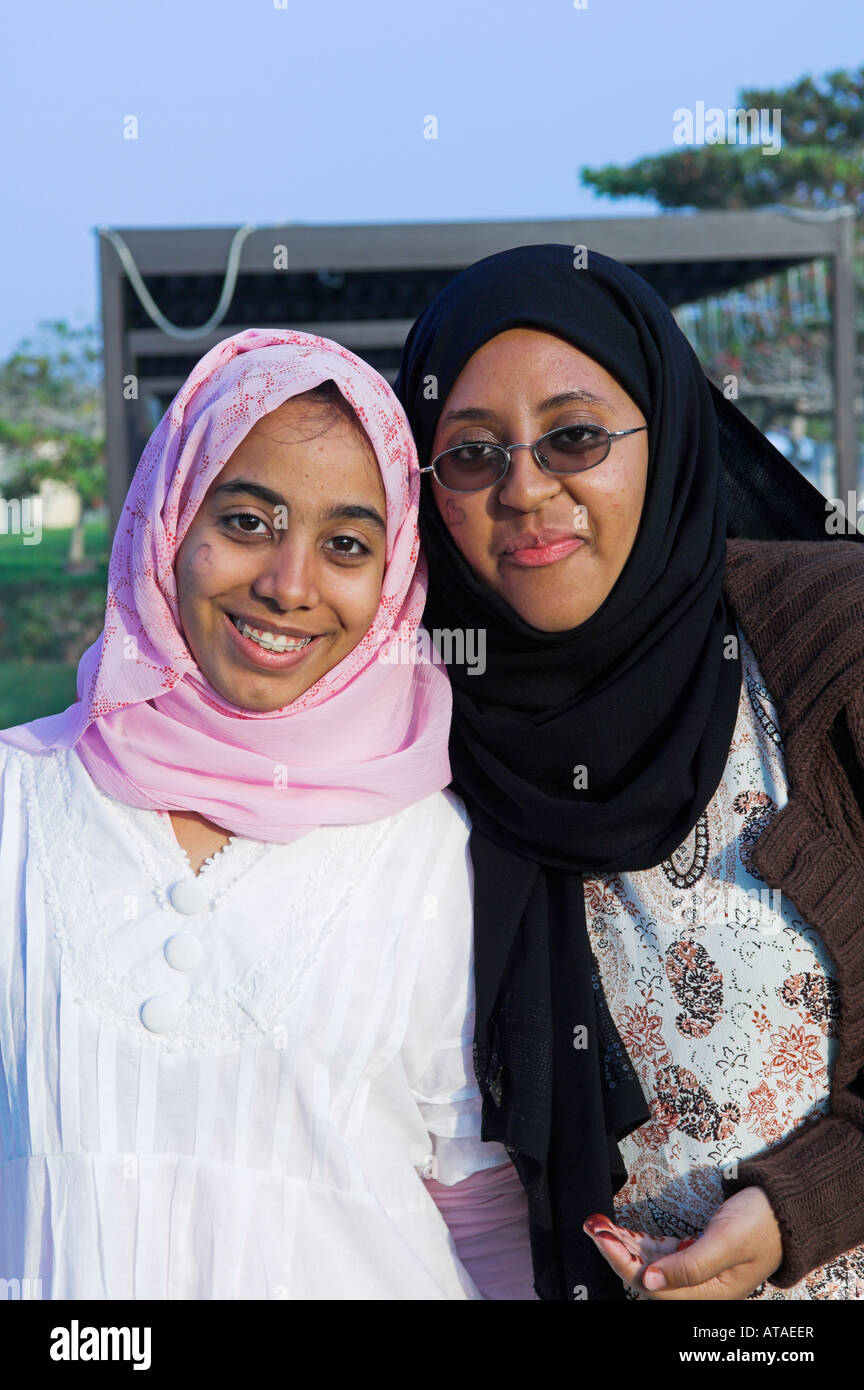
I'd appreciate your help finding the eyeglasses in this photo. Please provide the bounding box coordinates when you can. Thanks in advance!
[420,424,648,493]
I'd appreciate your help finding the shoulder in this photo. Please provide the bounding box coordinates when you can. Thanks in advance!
[724,537,864,658]
[389,786,472,841]
[724,538,864,727]
[0,739,29,837]
[387,785,473,867]
[372,788,473,906]
[724,537,864,622]
[0,740,81,825]
[0,738,70,778]
[0,737,29,790]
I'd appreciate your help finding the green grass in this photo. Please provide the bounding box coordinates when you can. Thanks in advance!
[0,661,80,730]
[0,518,109,730]
[0,517,109,583]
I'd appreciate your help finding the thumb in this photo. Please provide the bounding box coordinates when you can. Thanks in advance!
[641,1223,736,1292]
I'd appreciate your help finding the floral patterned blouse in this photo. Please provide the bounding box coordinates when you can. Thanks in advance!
[584,627,864,1300]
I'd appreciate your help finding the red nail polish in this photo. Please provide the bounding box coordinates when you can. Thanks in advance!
[583,1213,610,1230]
[677,1236,698,1250]
[583,1214,615,1237]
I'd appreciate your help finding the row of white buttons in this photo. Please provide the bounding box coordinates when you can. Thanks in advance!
[141,878,211,1031]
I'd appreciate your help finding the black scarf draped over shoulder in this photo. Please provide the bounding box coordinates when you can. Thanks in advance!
[394,243,836,1300]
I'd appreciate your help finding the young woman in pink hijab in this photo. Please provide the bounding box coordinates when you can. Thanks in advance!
[0,328,533,1300]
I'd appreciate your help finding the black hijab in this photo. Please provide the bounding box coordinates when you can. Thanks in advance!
[394,244,836,1301]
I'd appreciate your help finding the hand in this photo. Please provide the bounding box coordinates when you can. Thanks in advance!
[583,1186,784,1300]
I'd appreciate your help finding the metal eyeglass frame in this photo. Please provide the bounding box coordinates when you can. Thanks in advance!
[419,424,648,493]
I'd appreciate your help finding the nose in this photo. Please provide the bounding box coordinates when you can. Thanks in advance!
[250,537,321,612]
[495,443,562,511]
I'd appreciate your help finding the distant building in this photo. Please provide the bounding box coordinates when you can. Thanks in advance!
[0,441,81,531]
[98,210,858,536]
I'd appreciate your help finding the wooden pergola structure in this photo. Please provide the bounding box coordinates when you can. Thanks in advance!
[98,209,859,537]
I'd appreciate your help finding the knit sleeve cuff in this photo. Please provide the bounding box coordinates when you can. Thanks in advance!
[720,1114,864,1287]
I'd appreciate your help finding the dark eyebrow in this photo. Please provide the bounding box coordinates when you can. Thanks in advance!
[439,389,614,427]
[211,480,386,532]
[539,390,614,412]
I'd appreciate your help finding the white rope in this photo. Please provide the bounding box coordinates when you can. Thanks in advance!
[97,223,257,340]
[764,204,856,223]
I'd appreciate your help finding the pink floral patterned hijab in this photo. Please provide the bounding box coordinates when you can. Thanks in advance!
[0,329,452,841]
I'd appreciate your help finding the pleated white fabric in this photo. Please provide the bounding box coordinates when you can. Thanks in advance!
[0,743,508,1300]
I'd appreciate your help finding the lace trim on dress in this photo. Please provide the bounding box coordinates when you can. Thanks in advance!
[19,746,402,1051]
[110,792,268,915]
[157,811,240,874]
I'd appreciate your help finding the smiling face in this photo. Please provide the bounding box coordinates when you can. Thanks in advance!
[428,328,649,630]
[174,387,388,712]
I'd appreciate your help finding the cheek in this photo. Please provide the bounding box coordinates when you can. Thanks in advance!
[186,541,216,577]
[176,536,209,580]
[177,539,235,603]
[193,541,213,563]
[582,467,644,535]
[615,471,648,540]
[435,490,488,559]
[174,540,229,640]
[331,562,386,635]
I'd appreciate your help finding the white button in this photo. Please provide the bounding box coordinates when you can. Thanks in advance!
[140,994,183,1033]
[169,878,211,915]
[164,933,204,971]
[420,1155,438,1180]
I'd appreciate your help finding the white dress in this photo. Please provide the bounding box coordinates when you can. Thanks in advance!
[0,742,509,1300]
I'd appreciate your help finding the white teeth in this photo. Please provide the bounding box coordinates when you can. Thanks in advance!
[231,616,313,652]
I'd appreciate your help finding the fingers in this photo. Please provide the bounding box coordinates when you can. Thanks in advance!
[583,1193,780,1301]
[583,1214,679,1295]
[645,1193,771,1293]
[583,1223,645,1289]
[585,1231,744,1301]
[584,1214,679,1262]
[644,1234,730,1291]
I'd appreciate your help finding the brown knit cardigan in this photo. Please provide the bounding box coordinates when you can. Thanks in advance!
[719,537,864,1287]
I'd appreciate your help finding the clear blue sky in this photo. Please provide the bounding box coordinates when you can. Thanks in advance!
[1,0,860,357]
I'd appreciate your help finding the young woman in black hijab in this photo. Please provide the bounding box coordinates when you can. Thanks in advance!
[394,243,864,1301]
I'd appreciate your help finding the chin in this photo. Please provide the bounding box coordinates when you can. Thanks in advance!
[506,595,600,632]
[202,666,284,712]
[523,613,588,633]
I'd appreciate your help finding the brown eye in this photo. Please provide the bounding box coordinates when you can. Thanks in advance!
[548,426,606,453]
[449,442,501,463]
[326,535,372,557]
[224,512,270,536]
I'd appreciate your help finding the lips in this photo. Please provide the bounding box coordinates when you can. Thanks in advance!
[498,528,587,557]
[498,528,589,570]
[226,611,317,640]
[223,610,323,668]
